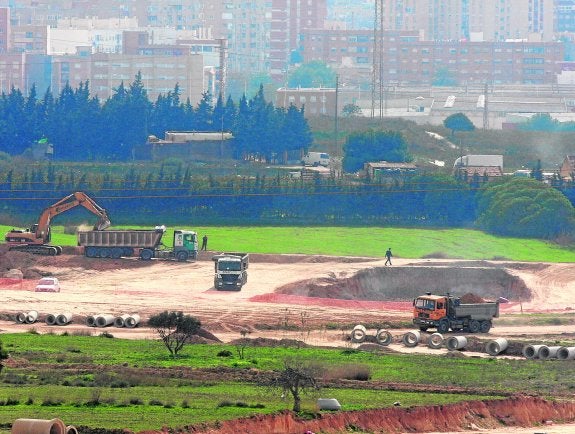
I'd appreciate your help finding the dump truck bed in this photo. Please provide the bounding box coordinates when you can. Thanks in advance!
[454,302,499,320]
[78,230,164,249]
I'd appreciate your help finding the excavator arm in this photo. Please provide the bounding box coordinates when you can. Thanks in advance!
[5,192,111,254]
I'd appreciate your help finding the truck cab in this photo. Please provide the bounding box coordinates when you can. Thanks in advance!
[212,252,249,291]
[172,230,198,260]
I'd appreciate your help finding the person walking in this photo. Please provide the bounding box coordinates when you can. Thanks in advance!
[201,234,208,251]
[385,247,392,266]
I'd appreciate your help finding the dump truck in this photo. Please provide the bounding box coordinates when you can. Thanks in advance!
[412,292,499,333]
[212,252,249,291]
[78,226,198,261]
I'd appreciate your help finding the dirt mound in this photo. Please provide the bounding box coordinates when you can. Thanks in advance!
[156,396,575,434]
[276,266,530,302]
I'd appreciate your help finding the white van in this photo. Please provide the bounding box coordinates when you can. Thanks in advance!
[302,152,330,167]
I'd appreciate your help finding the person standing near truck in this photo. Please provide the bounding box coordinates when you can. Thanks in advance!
[385,248,392,266]
[201,234,208,251]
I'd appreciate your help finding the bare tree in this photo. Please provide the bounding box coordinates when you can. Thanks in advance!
[147,311,201,357]
[268,357,322,412]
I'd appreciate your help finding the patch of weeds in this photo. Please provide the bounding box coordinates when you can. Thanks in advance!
[340,349,360,355]
[60,331,69,336]
[129,397,144,405]
[25,397,33,405]
[181,399,190,408]
[41,396,64,406]
[216,400,265,409]
[149,399,164,406]
[2,373,28,385]
[326,363,372,381]
[99,331,114,338]
[27,328,39,335]
[217,350,233,357]
[66,347,81,353]
[163,401,175,409]
[72,329,93,337]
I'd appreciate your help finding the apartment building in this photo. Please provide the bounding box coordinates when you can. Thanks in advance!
[301,28,564,85]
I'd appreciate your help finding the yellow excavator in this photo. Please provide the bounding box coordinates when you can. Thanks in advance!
[4,191,111,256]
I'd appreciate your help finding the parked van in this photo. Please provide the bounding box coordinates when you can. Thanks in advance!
[302,152,330,167]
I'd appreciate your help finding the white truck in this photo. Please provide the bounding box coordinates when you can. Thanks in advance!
[212,252,249,291]
[302,152,330,167]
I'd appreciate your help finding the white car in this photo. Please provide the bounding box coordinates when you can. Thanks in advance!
[35,277,60,292]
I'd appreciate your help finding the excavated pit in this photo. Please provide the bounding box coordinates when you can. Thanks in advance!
[276,264,531,302]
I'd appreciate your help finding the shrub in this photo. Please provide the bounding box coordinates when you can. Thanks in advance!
[41,396,63,406]
[217,350,233,357]
[25,397,33,405]
[325,363,372,381]
[149,399,163,406]
[129,397,144,405]
[99,331,114,338]
[181,399,190,408]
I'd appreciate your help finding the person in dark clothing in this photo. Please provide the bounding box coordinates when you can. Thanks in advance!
[201,235,208,251]
[385,247,392,265]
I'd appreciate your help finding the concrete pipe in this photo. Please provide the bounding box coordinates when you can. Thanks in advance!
[375,329,393,346]
[45,314,57,326]
[86,315,97,327]
[66,426,78,434]
[96,314,115,327]
[485,338,508,356]
[523,344,544,359]
[539,345,561,360]
[427,332,444,349]
[25,310,38,324]
[402,330,421,347]
[125,314,141,328]
[16,312,27,324]
[114,314,130,328]
[557,347,575,360]
[446,336,468,350]
[56,312,73,326]
[350,325,367,343]
[11,418,66,434]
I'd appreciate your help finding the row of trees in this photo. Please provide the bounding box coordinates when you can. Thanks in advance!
[1,171,573,240]
[0,74,312,162]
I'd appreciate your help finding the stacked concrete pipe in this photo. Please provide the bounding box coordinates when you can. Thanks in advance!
[523,344,544,359]
[402,330,421,347]
[56,312,73,326]
[45,314,57,326]
[15,312,27,323]
[114,314,130,327]
[350,325,367,343]
[25,310,38,324]
[375,329,393,346]
[427,333,444,349]
[557,347,575,360]
[11,418,66,434]
[66,426,78,434]
[125,314,141,328]
[485,338,508,356]
[446,336,467,350]
[85,315,97,327]
[96,314,115,327]
[538,345,561,360]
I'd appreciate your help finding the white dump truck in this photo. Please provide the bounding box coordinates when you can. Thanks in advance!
[212,252,249,291]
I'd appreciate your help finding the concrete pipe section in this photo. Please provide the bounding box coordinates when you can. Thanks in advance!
[523,344,544,359]
[15,312,27,324]
[427,332,444,349]
[56,312,73,326]
[485,338,508,356]
[125,314,141,328]
[446,336,467,350]
[45,314,57,326]
[11,418,66,434]
[96,314,115,327]
[85,315,98,327]
[25,310,38,324]
[350,325,367,343]
[114,314,130,328]
[402,330,421,347]
[65,426,78,434]
[557,346,575,360]
[375,329,393,346]
[539,345,561,360]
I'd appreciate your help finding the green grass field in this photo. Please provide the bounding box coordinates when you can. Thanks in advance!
[2,224,574,262]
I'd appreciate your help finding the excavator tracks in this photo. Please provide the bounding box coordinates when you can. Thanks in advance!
[9,245,61,256]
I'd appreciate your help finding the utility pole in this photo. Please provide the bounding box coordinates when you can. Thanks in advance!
[334,75,339,150]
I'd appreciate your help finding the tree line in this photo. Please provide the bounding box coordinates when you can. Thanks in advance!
[0,74,312,162]
[1,168,573,241]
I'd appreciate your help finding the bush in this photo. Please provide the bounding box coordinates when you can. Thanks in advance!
[149,399,164,406]
[217,350,233,357]
[129,397,144,405]
[325,363,372,381]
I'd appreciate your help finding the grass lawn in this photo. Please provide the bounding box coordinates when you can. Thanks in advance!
[1,224,573,262]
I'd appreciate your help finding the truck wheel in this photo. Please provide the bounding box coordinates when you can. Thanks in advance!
[437,320,449,334]
[85,247,97,258]
[123,248,134,257]
[479,320,492,333]
[111,247,123,259]
[469,320,481,333]
[100,248,111,258]
[176,251,189,262]
[140,249,154,261]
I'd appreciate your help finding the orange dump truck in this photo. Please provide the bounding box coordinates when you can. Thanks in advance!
[412,293,499,334]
